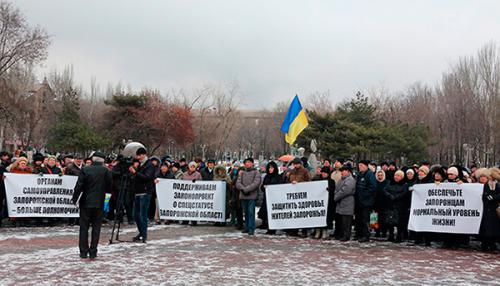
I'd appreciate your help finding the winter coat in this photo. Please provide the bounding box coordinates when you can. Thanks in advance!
[173,170,183,180]
[72,162,112,209]
[236,167,261,200]
[213,165,232,184]
[200,167,214,181]
[355,170,376,208]
[9,166,33,174]
[382,180,410,217]
[287,166,311,183]
[157,170,175,179]
[479,182,500,238]
[41,165,62,175]
[259,162,284,221]
[182,170,202,181]
[374,179,390,211]
[133,159,156,195]
[334,174,356,215]
[65,163,83,176]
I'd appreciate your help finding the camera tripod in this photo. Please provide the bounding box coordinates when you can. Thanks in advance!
[109,173,131,244]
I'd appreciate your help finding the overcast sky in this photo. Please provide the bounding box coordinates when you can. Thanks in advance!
[15,0,500,108]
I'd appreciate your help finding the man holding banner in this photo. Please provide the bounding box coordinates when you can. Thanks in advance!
[72,152,112,259]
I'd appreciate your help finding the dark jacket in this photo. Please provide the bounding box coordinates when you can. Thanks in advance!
[157,170,175,179]
[382,180,410,215]
[133,159,156,195]
[65,163,83,176]
[200,167,214,181]
[72,162,112,209]
[41,165,62,175]
[375,179,390,211]
[355,170,376,208]
[480,182,500,238]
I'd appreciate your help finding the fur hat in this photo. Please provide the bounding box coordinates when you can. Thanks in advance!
[394,170,405,178]
[489,167,500,181]
[475,168,491,180]
[16,156,28,164]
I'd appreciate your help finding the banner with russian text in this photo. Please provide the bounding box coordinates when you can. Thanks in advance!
[408,183,484,234]
[4,173,79,218]
[266,180,328,230]
[156,179,226,222]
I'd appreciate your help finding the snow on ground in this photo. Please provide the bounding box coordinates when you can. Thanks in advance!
[0,223,499,285]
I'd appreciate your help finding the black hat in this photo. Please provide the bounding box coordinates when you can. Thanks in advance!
[92,152,106,159]
[243,157,254,164]
[173,162,181,169]
[64,154,74,160]
[340,163,353,172]
[291,157,302,165]
[358,160,370,166]
[74,153,84,159]
[320,166,331,174]
[33,153,45,162]
[207,159,216,164]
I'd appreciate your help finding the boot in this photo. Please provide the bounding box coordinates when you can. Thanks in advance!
[314,228,321,239]
[322,229,328,239]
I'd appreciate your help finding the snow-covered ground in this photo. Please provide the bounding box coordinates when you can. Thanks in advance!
[0,223,499,285]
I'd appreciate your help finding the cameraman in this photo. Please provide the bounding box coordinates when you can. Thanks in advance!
[129,147,155,243]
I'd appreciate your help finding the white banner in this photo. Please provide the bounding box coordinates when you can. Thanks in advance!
[4,173,79,218]
[156,179,226,222]
[408,183,484,234]
[266,181,328,230]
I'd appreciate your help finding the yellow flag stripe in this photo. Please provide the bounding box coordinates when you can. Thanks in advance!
[285,109,308,144]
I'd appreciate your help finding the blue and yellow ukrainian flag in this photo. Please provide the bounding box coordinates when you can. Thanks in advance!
[280,95,309,144]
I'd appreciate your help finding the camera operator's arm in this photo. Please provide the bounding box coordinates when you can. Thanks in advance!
[134,163,155,182]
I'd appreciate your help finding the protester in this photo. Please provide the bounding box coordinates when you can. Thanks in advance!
[313,166,335,239]
[381,170,410,243]
[286,157,311,237]
[201,159,215,181]
[258,161,283,235]
[213,164,232,226]
[374,169,389,238]
[354,160,376,242]
[476,168,500,251]
[334,164,356,241]
[236,158,261,236]
[181,161,202,226]
[41,156,63,175]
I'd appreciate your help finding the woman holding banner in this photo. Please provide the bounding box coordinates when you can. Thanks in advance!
[477,168,500,251]
[258,161,283,235]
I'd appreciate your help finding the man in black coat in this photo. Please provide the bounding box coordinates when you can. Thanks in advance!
[72,152,112,259]
[200,159,215,181]
[129,147,156,243]
[355,160,376,242]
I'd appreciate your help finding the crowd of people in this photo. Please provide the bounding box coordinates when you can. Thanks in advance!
[0,149,499,252]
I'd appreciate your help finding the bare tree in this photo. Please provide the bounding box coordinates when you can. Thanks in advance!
[0,2,50,77]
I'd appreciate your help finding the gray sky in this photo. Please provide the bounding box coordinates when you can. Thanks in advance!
[15,0,500,108]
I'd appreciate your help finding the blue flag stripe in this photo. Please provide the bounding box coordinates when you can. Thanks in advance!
[280,95,303,133]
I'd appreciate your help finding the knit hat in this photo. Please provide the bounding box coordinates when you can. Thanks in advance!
[406,169,415,175]
[291,157,302,165]
[447,166,459,177]
[418,165,430,175]
[188,161,197,168]
[395,170,405,178]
